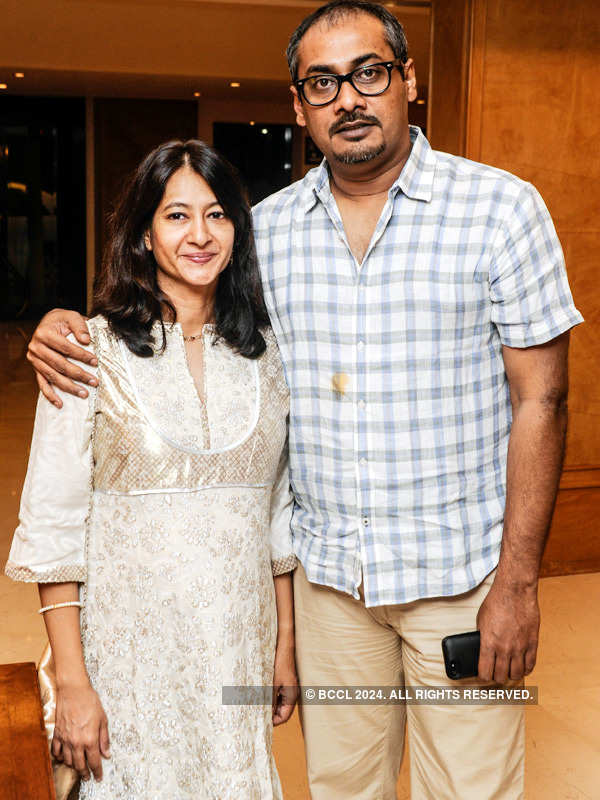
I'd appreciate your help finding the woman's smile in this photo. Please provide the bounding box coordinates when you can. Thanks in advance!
[180,251,218,264]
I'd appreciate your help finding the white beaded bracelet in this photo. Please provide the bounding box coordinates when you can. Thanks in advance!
[38,601,83,615]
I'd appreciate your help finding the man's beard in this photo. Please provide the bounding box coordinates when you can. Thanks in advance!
[333,141,386,164]
[328,112,386,165]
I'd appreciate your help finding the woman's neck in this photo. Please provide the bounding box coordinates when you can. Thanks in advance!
[160,280,217,337]
[174,302,215,336]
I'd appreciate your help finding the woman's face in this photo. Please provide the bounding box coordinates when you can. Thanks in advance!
[145,165,235,296]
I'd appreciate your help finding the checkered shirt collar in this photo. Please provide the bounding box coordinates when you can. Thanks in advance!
[300,125,436,213]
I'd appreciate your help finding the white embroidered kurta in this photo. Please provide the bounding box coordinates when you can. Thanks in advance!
[6,316,296,800]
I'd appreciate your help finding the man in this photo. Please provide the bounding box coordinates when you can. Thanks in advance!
[27,2,583,798]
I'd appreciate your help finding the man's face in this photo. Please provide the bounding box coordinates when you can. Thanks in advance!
[291,13,416,170]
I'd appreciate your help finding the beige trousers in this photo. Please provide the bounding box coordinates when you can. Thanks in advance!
[294,564,525,800]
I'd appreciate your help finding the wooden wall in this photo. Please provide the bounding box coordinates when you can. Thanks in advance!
[428,0,472,157]
[465,0,600,575]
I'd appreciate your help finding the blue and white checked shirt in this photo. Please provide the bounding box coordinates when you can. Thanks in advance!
[253,126,583,607]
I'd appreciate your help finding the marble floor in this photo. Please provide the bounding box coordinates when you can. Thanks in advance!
[1,321,598,799]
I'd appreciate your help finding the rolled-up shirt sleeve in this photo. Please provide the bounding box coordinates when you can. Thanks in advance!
[269,441,296,577]
[489,182,584,348]
[4,341,96,583]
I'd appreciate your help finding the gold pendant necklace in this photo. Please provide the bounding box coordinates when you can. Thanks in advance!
[183,333,203,342]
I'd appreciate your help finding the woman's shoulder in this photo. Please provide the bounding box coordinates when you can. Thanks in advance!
[260,325,276,347]
[258,327,288,392]
[259,326,282,362]
[87,314,123,354]
[87,314,109,335]
[85,315,138,378]
[65,317,103,370]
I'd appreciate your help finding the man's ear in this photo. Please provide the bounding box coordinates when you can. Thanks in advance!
[402,58,418,103]
[290,85,307,128]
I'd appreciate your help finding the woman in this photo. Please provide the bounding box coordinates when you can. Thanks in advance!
[5,140,298,799]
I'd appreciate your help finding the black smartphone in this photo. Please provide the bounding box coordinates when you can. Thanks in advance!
[441,630,480,680]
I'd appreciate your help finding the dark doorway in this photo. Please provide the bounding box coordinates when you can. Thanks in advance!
[213,122,294,205]
[0,96,86,319]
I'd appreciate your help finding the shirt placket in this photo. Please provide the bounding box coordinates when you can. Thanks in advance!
[319,186,400,599]
[355,190,400,601]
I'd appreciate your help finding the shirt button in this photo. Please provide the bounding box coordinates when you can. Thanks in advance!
[362,517,369,527]
[357,339,365,349]
[359,457,367,466]
[358,399,366,410]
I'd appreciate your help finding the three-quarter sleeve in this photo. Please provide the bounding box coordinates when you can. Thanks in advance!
[4,339,97,583]
[269,442,296,577]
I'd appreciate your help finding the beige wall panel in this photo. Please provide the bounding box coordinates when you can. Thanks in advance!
[480,58,600,182]
[478,118,600,232]
[468,0,600,574]
[561,233,600,468]
[504,170,599,234]
[477,10,600,228]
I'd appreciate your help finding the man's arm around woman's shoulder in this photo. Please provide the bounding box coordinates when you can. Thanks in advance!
[28,309,98,407]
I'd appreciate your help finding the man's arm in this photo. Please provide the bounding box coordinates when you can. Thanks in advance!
[476,331,570,683]
[27,309,98,407]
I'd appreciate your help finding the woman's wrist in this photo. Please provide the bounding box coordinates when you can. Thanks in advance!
[276,621,295,641]
[275,633,296,658]
[56,666,91,690]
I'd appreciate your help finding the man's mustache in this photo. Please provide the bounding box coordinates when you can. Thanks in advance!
[329,113,381,137]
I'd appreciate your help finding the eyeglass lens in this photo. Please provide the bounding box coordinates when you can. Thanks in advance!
[303,64,390,105]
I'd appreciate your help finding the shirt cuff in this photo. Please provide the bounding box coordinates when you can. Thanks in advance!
[272,554,297,576]
[496,307,584,348]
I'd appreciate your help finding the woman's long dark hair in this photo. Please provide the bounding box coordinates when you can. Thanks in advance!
[92,139,269,358]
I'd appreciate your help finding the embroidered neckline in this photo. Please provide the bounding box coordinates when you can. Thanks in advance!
[118,327,260,455]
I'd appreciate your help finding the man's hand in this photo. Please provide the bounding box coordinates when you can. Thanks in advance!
[475,332,570,684]
[476,576,540,683]
[27,309,98,407]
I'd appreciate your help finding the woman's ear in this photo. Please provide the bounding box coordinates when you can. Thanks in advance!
[144,232,152,251]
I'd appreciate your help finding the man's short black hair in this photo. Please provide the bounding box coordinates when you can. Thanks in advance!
[286,1,409,82]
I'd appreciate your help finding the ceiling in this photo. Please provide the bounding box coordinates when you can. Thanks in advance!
[0,1,431,101]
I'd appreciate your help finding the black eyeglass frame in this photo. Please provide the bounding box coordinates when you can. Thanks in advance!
[294,59,405,107]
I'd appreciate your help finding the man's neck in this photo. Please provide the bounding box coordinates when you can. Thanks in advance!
[328,136,413,201]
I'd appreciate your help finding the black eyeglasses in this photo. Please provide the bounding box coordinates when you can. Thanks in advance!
[295,59,404,107]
